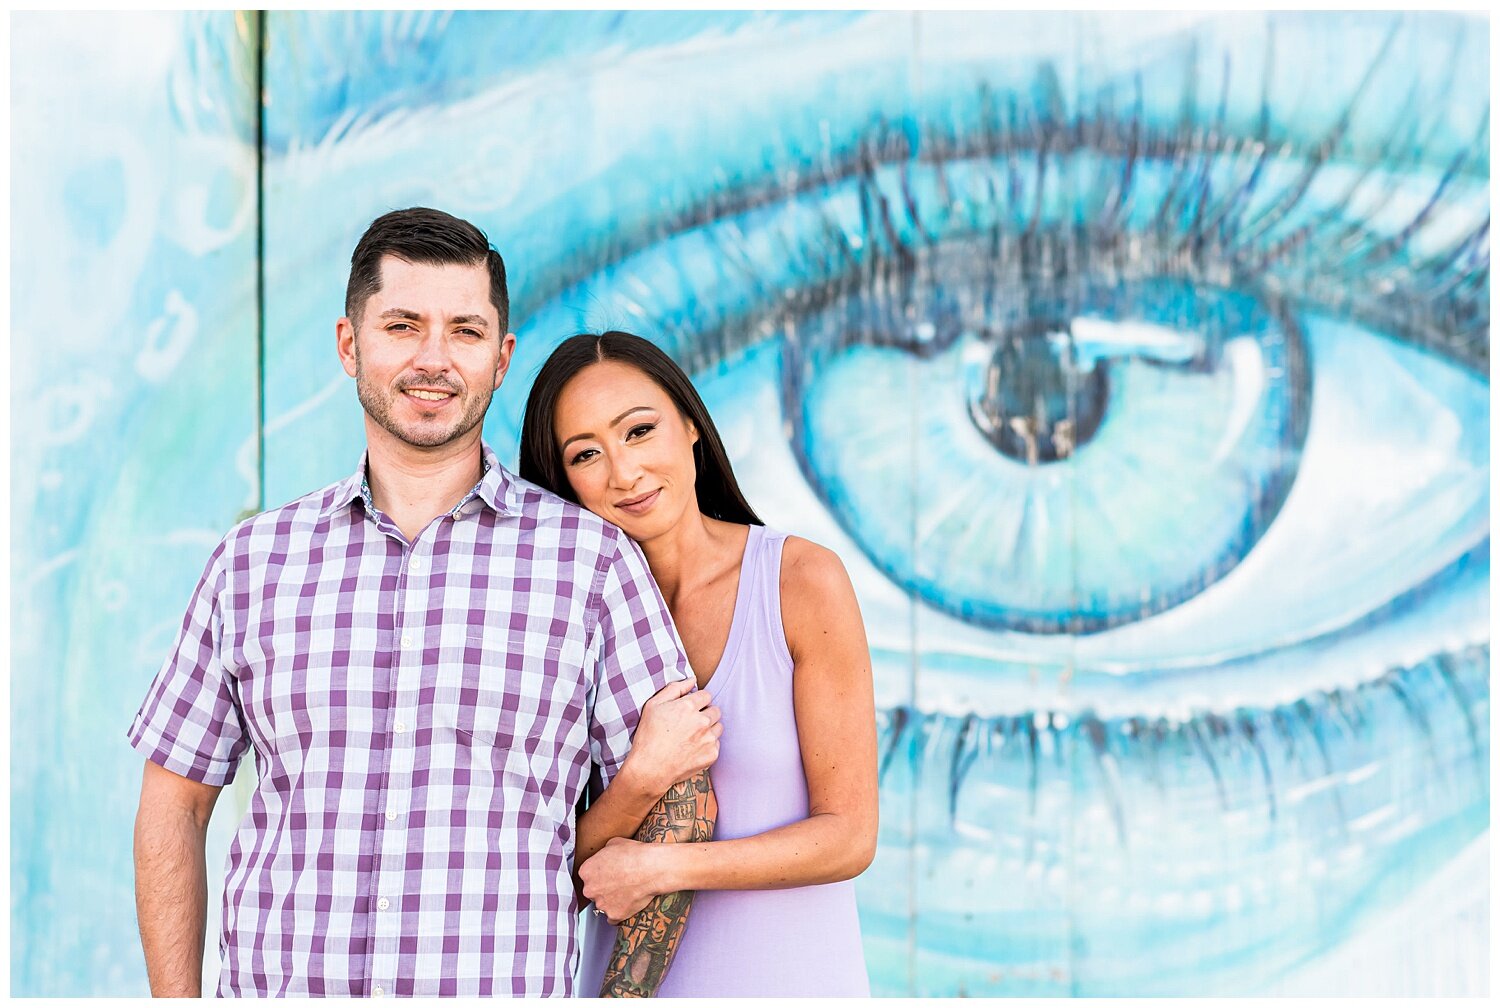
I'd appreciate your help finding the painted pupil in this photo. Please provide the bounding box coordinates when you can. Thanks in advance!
[966,319,1110,464]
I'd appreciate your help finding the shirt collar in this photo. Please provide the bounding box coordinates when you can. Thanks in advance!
[320,443,520,519]
[472,443,521,517]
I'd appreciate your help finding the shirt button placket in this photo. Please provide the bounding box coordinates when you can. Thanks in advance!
[375,541,425,993]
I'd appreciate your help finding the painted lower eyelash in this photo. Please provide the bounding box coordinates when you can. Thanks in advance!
[863,643,1488,993]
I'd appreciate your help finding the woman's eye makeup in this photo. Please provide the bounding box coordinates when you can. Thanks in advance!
[255,11,1487,996]
[625,422,655,440]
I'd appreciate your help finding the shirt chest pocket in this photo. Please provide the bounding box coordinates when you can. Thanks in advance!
[449,628,584,826]
[452,628,581,752]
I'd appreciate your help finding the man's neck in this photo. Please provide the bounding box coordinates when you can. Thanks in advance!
[364,425,487,542]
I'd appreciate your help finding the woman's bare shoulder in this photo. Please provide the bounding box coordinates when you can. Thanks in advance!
[779,534,853,593]
[778,535,862,657]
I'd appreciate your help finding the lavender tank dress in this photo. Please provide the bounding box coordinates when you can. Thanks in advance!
[576,525,870,997]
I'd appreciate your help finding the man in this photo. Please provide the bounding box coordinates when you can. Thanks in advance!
[128,208,716,996]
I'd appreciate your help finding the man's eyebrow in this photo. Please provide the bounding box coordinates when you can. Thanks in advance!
[376,309,490,327]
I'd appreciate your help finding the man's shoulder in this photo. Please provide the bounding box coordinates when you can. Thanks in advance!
[218,477,357,552]
[505,473,631,556]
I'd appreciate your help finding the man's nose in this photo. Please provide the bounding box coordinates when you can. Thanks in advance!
[409,330,452,373]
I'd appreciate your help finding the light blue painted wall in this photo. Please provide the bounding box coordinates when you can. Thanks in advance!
[10,12,261,996]
[11,10,1489,996]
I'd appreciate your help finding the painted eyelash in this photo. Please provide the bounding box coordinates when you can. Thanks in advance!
[570,59,1484,377]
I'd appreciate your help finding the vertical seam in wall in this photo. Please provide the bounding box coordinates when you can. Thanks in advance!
[254,10,267,514]
[906,9,922,997]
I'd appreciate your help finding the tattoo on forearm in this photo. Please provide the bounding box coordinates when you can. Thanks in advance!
[599,770,716,998]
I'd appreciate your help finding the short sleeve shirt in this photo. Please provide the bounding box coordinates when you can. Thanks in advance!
[127,446,690,996]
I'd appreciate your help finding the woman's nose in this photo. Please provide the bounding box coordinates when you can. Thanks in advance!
[608,455,643,489]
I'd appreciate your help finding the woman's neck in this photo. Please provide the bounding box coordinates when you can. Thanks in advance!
[638,510,732,603]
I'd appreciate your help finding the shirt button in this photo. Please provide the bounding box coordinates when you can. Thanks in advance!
[393,721,407,734]
[372,985,385,997]
[386,808,398,821]
[410,557,423,572]
[400,634,413,648]
[377,897,390,911]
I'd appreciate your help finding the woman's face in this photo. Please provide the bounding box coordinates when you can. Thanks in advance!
[552,360,700,542]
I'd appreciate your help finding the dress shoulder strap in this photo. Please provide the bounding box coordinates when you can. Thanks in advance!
[743,525,793,671]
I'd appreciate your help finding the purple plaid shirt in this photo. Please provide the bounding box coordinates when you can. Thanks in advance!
[128,446,689,996]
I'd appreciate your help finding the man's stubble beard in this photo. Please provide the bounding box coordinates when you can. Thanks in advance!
[354,346,496,450]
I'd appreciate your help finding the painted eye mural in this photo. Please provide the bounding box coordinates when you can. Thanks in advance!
[9,10,1488,997]
[267,11,1489,996]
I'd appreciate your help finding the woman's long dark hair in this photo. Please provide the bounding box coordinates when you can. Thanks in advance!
[519,331,763,526]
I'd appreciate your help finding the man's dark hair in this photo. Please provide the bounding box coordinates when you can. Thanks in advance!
[519,331,763,527]
[345,207,509,332]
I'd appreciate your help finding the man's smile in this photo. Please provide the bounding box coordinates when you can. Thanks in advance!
[404,388,456,403]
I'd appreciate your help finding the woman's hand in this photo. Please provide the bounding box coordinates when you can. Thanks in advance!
[619,679,722,797]
[580,837,673,924]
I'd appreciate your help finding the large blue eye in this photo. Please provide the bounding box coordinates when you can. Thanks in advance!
[786,266,1310,634]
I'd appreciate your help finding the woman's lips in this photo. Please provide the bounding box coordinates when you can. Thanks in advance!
[615,489,661,515]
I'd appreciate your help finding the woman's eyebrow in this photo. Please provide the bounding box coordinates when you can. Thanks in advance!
[560,408,657,451]
[610,406,655,426]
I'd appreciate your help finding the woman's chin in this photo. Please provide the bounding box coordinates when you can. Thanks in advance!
[614,510,686,547]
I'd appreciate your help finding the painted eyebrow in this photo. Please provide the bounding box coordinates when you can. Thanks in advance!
[559,407,657,452]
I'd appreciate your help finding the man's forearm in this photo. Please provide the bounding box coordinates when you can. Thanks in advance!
[575,762,671,879]
[134,806,211,996]
[599,770,716,997]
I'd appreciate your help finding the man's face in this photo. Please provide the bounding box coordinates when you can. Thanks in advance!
[336,255,515,453]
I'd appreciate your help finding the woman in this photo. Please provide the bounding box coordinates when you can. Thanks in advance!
[519,331,878,997]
